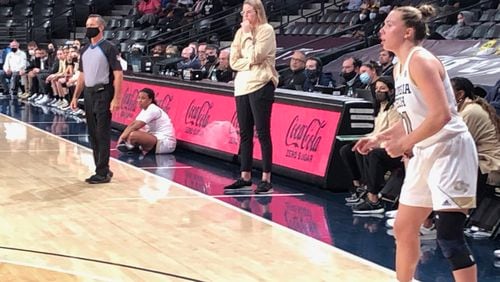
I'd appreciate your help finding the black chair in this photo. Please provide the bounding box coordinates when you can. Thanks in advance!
[122,18,134,29]
[471,22,495,39]
[129,30,146,41]
[315,24,328,35]
[103,30,115,40]
[18,0,35,7]
[479,9,497,22]
[107,18,122,29]
[0,6,13,18]
[114,29,131,42]
[484,23,500,39]
[434,24,451,35]
[34,7,53,18]
[494,10,500,23]
[145,29,160,40]
[13,6,32,20]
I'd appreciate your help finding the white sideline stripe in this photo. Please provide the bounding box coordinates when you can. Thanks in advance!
[0,113,396,277]
[142,166,193,169]
[104,193,305,201]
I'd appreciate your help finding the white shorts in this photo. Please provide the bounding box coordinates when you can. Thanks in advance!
[399,131,478,210]
[155,136,176,154]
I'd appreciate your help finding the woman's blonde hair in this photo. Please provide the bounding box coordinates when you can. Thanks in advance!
[395,5,436,42]
[243,0,268,25]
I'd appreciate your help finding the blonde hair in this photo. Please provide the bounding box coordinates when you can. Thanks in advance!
[243,0,268,25]
[395,5,436,42]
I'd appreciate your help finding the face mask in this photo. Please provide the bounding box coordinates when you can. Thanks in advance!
[48,48,54,54]
[85,27,100,39]
[375,91,389,102]
[72,57,78,63]
[359,14,367,21]
[207,55,217,63]
[359,72,371,84]
[11,48,18,53]
[305,69,318,80]
[369,12,377,21]
[29,49,35,56]
[457,19,464,25]
[342,70,356,81]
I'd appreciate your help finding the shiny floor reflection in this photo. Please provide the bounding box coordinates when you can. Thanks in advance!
[1,97,499,282]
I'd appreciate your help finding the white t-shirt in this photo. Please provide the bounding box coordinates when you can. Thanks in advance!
[136,103,175,140]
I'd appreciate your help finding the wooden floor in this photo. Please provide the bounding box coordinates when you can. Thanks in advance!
[0,114,396,281]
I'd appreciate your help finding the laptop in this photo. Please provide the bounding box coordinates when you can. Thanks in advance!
[355,88,374,102]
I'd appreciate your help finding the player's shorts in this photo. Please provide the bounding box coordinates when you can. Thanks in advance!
[399,131,478,210]
[155,135,176,154]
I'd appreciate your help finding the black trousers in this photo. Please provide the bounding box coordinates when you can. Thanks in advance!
[235,81,275,173]
[339,142,368,190]
[84,84,113,176]
[365,148,404,195]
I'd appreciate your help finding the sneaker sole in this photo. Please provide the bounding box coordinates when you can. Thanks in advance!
[223,186,253,193]
[352,207,385,214]
[88,178,111,184]
[255,188,274,194]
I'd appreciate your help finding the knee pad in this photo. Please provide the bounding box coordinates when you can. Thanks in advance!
[435,211,475,271]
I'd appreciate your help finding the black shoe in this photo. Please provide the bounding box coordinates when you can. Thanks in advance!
[352,200,385,214]
[117,142,141,154]
[85,171,113,184]
[224,178,252,193]
[255,181,273,194]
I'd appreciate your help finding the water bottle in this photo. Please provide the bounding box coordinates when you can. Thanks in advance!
[347,87,354,97]
[211,70,217,81]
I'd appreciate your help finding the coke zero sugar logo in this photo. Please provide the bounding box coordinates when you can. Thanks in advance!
[285,115,326,152]
[122,87,139,112]
[230,111,239,133]
[185,99,213,128]
[159,94,173,113]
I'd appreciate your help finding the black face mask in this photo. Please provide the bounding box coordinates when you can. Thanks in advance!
[48,49,54,54]
[72,57,79,63]
[206,55,217,63]
[342,70,356,81]
[85,27,100,39]
[375,91,389,102]
[11,48,18,53]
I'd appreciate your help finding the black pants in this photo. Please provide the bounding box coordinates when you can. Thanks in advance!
[235,81,275,173]
[339,142,368,190]
[365,148,404,195]
[84,84,113,176]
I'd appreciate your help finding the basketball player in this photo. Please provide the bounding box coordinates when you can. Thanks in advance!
[353,5,478,282]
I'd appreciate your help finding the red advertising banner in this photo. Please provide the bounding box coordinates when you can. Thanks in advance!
[114,79,341,176]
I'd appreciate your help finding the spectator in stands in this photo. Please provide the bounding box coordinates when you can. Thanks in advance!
[176,46,201,71]
[379,49,394,77]
[73,39,81,50]
[187,0,223,19]
[0,40,27,97]
[26,41,38,61]
[202,44,219,79]
[346,0,363,11]
[339,57,363,96]
[135,0,162,27]
[438,11,474,40]
[188,42,198,56]
[151,44,166,57]
[118,52,128,71]
[197,42,208,68]
[354,7,385,45]
[215,48,233,82]
[165,45,179,57]
[351,76,403,214]
[47,43,56,66]
[117,88,176,155]
[225,0,278,194]
[303,57,335,92]
[278,50,307,90]
[451,77,500,205]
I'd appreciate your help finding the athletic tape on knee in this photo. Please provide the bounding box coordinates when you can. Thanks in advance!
[435,212,475,271]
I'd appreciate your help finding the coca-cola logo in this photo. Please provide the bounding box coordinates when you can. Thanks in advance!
[285,115,326,152]
[185,99,213,128]
[122,87,139,112]
[159,94,173,113]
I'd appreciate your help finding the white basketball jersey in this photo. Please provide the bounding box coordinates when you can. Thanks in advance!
[394,47,468,148]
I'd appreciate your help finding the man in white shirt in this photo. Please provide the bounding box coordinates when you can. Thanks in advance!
[0,40,27,96]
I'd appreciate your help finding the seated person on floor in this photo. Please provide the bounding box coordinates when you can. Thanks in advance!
[340,76,402,214]
[451,77,500,205]
[117,88,176,155]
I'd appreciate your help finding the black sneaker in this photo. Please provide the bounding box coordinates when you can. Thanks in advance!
[255,181,273,194]
[117,142,141,154]
[224,178,252,193]
[352,200,385,214]
[85,171,113,184]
